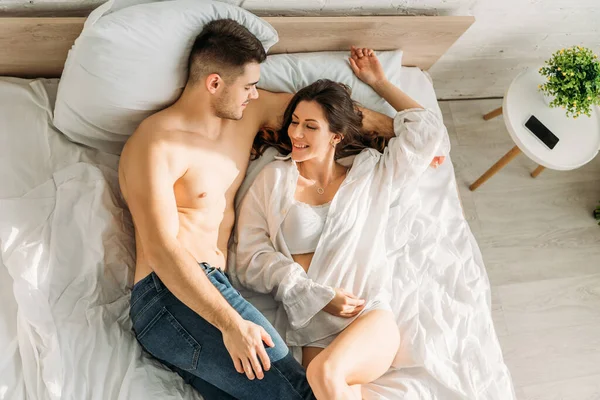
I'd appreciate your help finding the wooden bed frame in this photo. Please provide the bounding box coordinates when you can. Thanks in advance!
[0,15,474,78]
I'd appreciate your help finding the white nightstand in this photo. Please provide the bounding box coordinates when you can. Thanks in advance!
[469,68,600,191]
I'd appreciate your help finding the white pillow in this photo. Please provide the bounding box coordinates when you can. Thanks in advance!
[54,0,278,155]
[258,50,403,118]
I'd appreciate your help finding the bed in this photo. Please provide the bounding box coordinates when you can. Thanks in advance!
[0,7,516,400]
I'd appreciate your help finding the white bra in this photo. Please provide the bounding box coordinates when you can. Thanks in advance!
[281,200,330,255]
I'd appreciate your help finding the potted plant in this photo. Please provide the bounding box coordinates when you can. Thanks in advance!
[538,46,600,118]
[595,202,600,226]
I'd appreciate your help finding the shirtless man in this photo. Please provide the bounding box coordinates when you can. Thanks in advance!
[119,19,395,400]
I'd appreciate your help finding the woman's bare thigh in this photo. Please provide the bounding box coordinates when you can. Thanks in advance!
[311,310,400,385]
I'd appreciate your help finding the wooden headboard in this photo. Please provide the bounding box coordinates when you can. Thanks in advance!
[0,15,474,78]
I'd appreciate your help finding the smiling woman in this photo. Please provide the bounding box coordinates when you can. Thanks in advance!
[251,79,389,161]
[236,47,448,400]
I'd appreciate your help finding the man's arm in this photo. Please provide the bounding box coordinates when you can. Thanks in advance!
[256,89,293,130]
[120,137,273,380]
[257,88,395,139]
[359,107,395,139]
[122,139,239,329]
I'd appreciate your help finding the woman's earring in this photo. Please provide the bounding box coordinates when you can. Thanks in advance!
[330,138,336,148]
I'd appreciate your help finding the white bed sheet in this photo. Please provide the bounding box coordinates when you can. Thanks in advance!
[0,70,515,400]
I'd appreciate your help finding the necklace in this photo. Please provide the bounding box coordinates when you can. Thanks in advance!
[314,169,347,195]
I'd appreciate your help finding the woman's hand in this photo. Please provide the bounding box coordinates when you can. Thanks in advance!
[430,156,446,169]
[348,46,387,88]
[323,288,366,318]
[349,45,444,168]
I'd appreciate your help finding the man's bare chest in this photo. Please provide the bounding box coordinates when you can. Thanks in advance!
[173,143,252,210]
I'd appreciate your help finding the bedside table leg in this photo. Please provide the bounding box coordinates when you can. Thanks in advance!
[469,146,521,191]
[531,165,545,178]
[483,106,503,121]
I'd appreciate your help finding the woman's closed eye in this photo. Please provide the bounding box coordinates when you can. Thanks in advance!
[291,120,317,130]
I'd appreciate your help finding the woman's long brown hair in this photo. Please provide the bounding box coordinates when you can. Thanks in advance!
[251,79,389,160]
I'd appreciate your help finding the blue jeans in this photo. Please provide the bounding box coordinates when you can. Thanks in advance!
[130,263,315,400]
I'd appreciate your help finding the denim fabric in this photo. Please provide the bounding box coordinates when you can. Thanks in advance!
[130,263,315,400]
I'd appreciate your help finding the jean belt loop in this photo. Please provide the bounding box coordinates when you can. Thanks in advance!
[199,262,211,272]
[151,273,164,292]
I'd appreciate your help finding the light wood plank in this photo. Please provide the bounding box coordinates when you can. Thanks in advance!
[491,287,508,337]
[453,144,600,194]
[499,274,600,335]
[448,99,511,147]
[499,323,600,387]
[472,178,600,286]
[520,373,600,400]
[515,387,527,400]
[264,16,475,70]
[0,17,83,77]
[0,15,474,77]
[468,145,521,191]
[481,225,600,286]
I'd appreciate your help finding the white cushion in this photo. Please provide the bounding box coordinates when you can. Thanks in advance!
[54,0,278,155]
[258,50,403,117]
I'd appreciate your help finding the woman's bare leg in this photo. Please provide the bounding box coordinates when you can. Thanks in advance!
[304,346,362,397]
[306,310,400,400]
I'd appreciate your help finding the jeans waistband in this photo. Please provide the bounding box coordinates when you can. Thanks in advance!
[132,262,215,294]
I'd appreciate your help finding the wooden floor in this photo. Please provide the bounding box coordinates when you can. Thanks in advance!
[441,99,600,399]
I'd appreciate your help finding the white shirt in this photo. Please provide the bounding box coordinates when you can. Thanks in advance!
[234,108,447,346]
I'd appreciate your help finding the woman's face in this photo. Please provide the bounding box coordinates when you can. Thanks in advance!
[288,100,341,163]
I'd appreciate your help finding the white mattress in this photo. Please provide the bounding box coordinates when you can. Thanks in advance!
[0,70,516,400]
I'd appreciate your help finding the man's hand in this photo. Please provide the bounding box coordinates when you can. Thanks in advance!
[222,319,275,380]
[323,288,366,318]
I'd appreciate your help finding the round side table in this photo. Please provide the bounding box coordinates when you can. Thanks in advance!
[469,68,600,191]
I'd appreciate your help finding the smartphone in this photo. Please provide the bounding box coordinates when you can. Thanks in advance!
[524,115,559,150]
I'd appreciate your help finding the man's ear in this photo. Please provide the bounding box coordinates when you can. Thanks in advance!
[205,73,222,94]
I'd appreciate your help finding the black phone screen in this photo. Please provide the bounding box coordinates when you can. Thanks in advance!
[524,115,559,150]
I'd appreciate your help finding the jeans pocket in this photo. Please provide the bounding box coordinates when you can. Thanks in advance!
[137,307,202,371]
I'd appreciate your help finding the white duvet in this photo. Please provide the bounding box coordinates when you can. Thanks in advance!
[0,72,515,399]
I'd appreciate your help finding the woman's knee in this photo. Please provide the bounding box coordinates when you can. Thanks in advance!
[306,354,339,386]
[307,358,356,400]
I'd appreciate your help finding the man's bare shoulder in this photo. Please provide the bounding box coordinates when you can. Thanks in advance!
[123,112,188,156]
[130,111,177,141]
[119,113,190,184]
[244,90,293,133]
[256,89,293,106]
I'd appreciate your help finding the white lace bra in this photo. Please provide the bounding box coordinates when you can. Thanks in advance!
[281,200,330,255]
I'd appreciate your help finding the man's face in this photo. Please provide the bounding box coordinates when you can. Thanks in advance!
[213,62,260,120]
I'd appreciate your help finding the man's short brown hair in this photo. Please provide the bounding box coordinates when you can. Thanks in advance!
[188,19,267,85]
